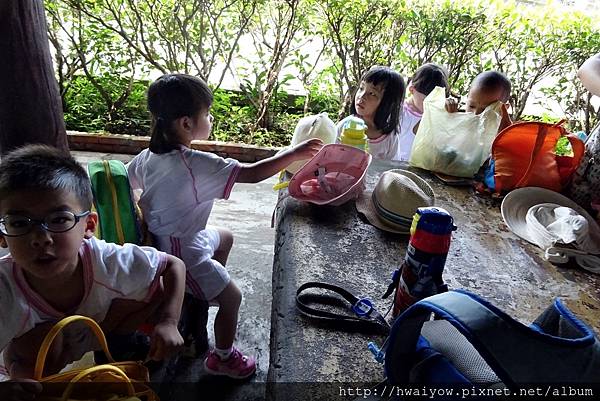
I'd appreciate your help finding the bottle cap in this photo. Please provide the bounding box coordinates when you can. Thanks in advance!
[415,207,456,235]
[343,116,367,131]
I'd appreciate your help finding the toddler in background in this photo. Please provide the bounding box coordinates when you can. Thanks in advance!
[445,70,513,133]
[337,66,405,160]
[397,63,449,161]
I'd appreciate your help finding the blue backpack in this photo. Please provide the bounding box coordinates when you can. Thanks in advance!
[381,290,600,389]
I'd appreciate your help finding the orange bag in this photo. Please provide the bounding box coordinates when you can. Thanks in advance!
[490,121,584,193]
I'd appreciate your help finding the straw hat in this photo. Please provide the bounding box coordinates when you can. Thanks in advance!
[356,169,435,234]
[286,113,337,174]
[501,187,600,250]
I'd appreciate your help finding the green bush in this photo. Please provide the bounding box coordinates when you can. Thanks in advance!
[63,75,151,136]
[210,89,254,143]
[63,75,339,148]
[50,0,600,147]
[555,136,573,156]
[305,92,340,117]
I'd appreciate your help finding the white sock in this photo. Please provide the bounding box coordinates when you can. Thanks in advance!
[215,347,233,360]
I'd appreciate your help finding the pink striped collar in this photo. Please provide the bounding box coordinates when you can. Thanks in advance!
[369,134,388,144]
[223,164,241,199]
[12,241,93,318]
[404,102,423,118]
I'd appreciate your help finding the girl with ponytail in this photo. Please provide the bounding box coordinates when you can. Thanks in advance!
[127,74,322,379]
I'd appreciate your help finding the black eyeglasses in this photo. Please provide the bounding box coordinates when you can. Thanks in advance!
[0,211,90,237]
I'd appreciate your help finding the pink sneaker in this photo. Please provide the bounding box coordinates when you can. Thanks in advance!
[204,347,256,379]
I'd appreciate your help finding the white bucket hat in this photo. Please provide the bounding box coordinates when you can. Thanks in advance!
[356,169,435,234]
[501,187,600,273]
[286,113,337,174]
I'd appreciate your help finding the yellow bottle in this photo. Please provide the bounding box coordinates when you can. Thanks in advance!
[340,116,368,151]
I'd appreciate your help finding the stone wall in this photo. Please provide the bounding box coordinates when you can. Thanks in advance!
[67,131,280,162]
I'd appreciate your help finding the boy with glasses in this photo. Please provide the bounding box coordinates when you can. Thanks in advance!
[0,145,186,400]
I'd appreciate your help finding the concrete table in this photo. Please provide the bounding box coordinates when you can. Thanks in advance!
[268,158,600,397]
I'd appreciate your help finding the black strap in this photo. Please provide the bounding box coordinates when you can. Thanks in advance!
[296,282,390,335]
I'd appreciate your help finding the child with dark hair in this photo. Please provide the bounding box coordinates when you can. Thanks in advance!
[127,73,322,379]
[0,145,186,400]
[336,66,406,160]
[397,63,450,161]
[445,70,513,132]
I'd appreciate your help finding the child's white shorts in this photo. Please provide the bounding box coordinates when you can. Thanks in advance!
[155,226,230,301]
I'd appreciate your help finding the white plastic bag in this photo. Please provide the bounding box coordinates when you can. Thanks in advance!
[409,86,502,178]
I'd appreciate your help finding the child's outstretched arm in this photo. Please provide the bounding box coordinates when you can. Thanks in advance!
[147,254,186,361]
[578,53,600,96]
[236,138,323,183]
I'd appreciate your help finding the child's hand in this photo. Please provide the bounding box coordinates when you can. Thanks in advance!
[0,379,42,401]
[237,138,322,183]
[445,98,459,113]
[290,138,323,161]
[147,320,184,361]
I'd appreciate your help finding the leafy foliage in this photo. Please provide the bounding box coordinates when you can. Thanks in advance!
[63,75,151,135]
[317,0,408,117]
[48,0,600,147]
[401,0,491,92]
[554,136,573,156]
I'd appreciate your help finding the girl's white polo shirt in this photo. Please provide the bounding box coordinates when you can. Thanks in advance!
[126,147,240,237]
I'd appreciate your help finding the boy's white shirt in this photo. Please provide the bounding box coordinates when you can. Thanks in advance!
[126,147,240,237]
[0,236,167,359]
[335,116,400,161]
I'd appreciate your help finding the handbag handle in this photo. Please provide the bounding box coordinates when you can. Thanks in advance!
[59,365,135,401]
[514,122,550,188]
[567,133,586,162]
[35,315,116,380]
[560,133,587,187]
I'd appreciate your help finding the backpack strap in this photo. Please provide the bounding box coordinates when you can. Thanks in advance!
[384,290,600,385]
[513,122,551,189]
[567,133,586,161]
[296,282,390,335]
[88,160,141,245]
[562,133,586,184]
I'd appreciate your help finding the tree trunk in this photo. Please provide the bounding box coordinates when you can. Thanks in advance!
[255,70,279,130]
[337,87,354,122]
[0,0,68,156]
